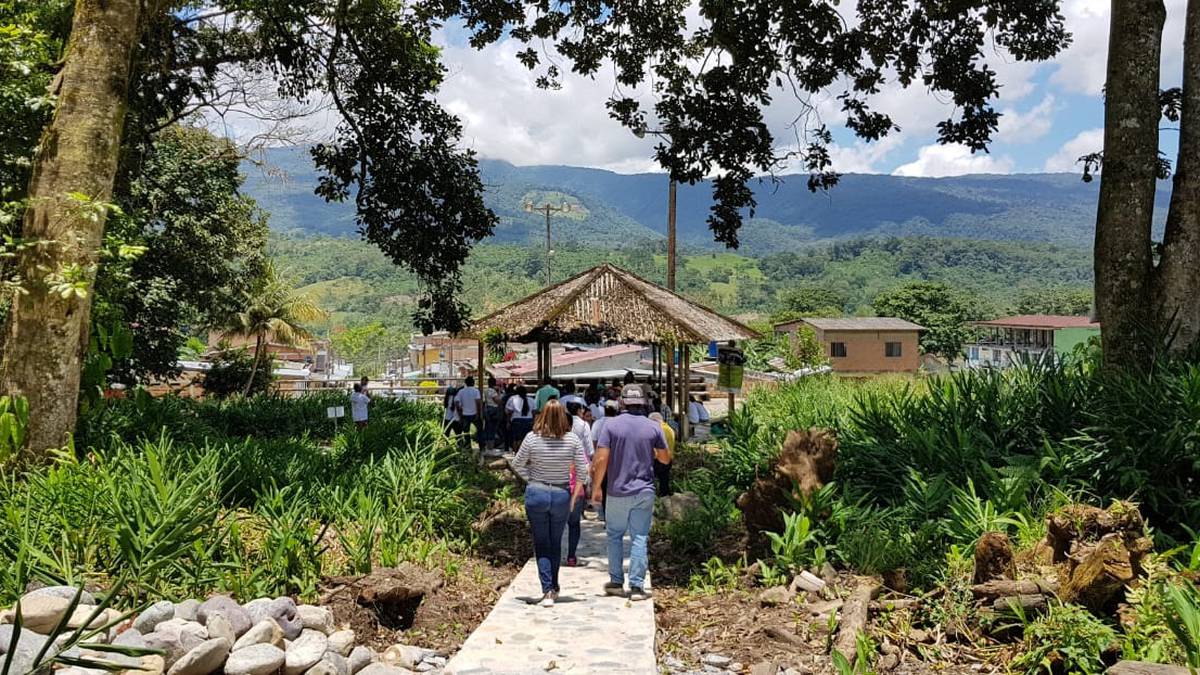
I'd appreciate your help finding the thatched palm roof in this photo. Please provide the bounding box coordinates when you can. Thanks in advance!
[463,263,760,344]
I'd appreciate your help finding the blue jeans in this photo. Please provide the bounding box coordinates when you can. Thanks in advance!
[567,494,585,559]
[525,483,571,593]
[605,492,654,589]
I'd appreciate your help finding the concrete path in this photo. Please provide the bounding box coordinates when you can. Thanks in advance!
[446,511,657,674]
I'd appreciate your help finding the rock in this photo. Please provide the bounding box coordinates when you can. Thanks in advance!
[0,624,52,675]
[247,598,301,640]
[660,492,702,521]
[15,595,73,633]
[166,637,231,675]
[225,643,286,675]
[295,606,335,635]
[819,562,838,587]
[731,663,744,673]
[57,667,107,675]
[234,619,284,651]
[790,571,825,593]
[749,663,777,675]
[1107,661,1193,674]
[973,531,1016,584]
[357,665,414,675]
[414,664,434,673]
[22,586,96,606]
[67,606,122,630]
[327,630,356,656]
[82,647,141,669]
[135,601,177,634]
[197,596,251,637]
[909,628,930,644]
[306,661,339,675]
[284,629,329,675]
[805,599,843,618]
[127,654,166,675]
[878,653,900,671]
[348,646,375,674]
[321,651,350,675]
[702,654,733,667]
[113,628,146,648]
[173,600,200,622]
[422,656,445,668]
[381,645,430,670]
[207,613,237,645]
[144,620,208,668]
[759,586,796,607]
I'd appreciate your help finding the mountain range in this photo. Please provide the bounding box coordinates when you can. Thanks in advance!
[241,147,1172,254]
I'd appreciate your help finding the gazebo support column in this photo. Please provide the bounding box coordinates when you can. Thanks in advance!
[679,344,690,441]
[477,340,486,438]
[666,346,675,411]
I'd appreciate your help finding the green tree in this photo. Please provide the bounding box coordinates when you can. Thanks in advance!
[774,286,847,320]
[873,282,983,359]
[225,265,327,396]
[1014,287,1093,316]
[94,126,268,383]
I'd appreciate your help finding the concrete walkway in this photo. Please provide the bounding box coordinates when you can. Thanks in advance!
[446,511,657,674]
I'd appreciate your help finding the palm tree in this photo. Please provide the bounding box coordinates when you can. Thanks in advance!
[226,264,327,396]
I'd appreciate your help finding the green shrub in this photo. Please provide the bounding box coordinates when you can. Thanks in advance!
[1011,602,1118,675]
[203,348,272,398]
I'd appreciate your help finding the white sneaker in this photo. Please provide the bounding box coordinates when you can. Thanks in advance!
[539,591,557,607]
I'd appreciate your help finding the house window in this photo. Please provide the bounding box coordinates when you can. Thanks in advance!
[885,342,902,358]
[830,342,847,358]
[969,346,980,361]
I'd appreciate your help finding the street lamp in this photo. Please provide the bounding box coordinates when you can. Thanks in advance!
[524,199,572,286]
[633,126,677,291]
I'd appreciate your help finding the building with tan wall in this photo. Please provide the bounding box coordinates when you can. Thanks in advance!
[774,317,924,374]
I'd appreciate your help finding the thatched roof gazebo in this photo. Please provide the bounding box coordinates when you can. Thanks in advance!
[461,263,759,434]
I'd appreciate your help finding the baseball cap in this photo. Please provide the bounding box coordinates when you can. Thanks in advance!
[620,383,646,406]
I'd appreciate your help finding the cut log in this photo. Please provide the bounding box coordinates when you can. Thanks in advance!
[762,625,806,648]
[832,578,882,667]
[1062,533,1145,613]
[737,427,838,547]
[973,531,1016,584]
[991,594,1048,614]
[970,579,1059,599]
[1106,661,1192,674]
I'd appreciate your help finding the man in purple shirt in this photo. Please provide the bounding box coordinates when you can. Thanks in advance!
[591,384,671,600]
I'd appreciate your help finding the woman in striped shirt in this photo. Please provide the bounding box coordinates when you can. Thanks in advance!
[511,399,590,607]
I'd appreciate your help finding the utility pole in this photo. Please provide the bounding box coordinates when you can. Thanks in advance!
[525,200,572,286]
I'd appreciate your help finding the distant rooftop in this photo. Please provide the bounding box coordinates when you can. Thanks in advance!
[976,315,1099,330]
[789,317,925,332]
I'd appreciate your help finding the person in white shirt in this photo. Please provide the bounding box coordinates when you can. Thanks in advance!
[454,376,483,450]
[506,384,535,450]
[560,380,585,408]
[350,383,371,428]
[687,395,710,427]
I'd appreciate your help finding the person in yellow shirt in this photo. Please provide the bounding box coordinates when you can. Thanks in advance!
[648,412,674,495]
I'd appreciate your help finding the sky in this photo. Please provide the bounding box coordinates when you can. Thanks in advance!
[432,0,1189,178]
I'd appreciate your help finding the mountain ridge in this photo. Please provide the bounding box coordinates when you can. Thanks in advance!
[241,148,1171,253]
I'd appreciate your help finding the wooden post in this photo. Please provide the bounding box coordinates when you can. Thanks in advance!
[546,341,554,382]
[679,344,690,440]
[666,346,675,411]
[477,340,486,436]
[727,390,735,415]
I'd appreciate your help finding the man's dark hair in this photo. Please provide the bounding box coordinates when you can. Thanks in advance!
[465,376,475,386]
[353,383,362,393]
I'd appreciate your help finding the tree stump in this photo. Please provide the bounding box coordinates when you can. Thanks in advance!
[737,427,837,547]
[973,531,1016,584]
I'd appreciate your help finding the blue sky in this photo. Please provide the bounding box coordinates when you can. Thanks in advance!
[432,0,1187,177]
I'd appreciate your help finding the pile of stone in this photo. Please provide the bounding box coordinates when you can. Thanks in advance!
[0,587,444,675]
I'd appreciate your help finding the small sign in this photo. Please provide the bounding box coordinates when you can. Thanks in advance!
[326,406,345,419]
[717,344,745,393]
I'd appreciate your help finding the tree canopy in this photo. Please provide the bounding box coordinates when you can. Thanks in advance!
[873,281,983,358]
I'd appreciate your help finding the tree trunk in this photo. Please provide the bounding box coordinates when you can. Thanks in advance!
[244,334,265,396]
[1094,0,1166,368]
[0,0,143,457]
[1155,0,1200,351]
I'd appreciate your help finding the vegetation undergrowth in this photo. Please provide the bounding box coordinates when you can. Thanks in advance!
[0,392,500,605]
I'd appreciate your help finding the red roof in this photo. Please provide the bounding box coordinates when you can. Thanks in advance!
[976,315,1099,330]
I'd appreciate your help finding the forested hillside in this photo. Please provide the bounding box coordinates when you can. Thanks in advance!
[270,234,1093,335]
[243,148,1171,251]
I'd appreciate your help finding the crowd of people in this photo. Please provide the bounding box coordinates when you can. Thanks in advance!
[352,369,710,609]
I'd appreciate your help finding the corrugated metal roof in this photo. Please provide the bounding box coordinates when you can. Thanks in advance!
[797,317,925,331]
[975,315,1099,330]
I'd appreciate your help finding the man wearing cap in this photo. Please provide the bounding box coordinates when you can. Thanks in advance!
[591,383,671,601]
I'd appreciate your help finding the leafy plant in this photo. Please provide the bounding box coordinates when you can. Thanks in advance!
[765,511,827,573]
[1164,582,1200,669]
[1011,602,1118,675]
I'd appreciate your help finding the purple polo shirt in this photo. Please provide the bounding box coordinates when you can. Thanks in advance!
[596,412,666,497]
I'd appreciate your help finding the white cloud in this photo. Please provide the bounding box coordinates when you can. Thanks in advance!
[1051,0,1188,96]
[997,95,1059,143]
[892,144,1015,177]
[1043,128,1104,172]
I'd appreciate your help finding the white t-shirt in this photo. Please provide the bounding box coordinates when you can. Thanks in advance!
[455,387,482,416]
[588,403,605,420]
[571,415,595,460]
[561,394,585,408]
[507,394,533,419]
[350,391,370,422]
